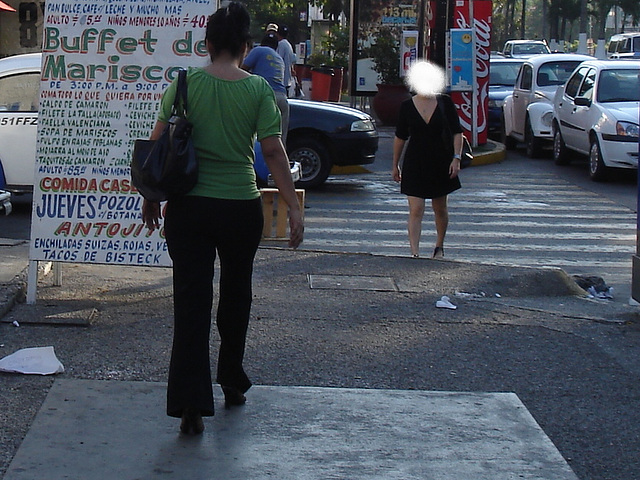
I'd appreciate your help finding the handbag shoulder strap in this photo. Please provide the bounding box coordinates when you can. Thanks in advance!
[172,69,188,118]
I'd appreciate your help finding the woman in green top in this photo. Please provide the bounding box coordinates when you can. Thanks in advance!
[142,2,303,436]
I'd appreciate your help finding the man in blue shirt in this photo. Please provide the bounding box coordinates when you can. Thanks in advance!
[242,32,289,144]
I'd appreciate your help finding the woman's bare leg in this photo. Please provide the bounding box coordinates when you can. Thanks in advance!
[408,196,425,256]
[431,195,449,250]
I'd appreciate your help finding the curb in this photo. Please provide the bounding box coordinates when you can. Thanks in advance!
[470,140,506,167]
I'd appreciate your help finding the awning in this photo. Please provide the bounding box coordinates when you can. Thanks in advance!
[0,1,16,12]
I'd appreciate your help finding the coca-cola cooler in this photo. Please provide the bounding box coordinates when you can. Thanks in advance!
[427,0,492,146]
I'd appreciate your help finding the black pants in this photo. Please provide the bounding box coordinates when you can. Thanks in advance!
[164,195,263,418]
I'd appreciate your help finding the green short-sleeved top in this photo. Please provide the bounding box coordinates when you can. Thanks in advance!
[158,67,282,200]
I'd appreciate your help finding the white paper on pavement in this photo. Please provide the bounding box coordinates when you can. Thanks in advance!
[435,295,457,310]
[0,346,65,375]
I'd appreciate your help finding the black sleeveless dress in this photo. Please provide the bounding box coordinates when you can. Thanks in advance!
[395,94,462,199]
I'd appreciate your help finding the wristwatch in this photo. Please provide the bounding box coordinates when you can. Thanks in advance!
[453,154,461,160]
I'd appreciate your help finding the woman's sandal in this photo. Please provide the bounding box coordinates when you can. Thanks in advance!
[180,407,204,435]
[222,386,247,408]
[432,246,444,259]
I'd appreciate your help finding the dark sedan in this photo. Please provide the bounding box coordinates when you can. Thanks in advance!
[286,99,378,188]
[488,57,523,138]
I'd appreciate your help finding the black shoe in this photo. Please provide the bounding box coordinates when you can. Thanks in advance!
[222,386,247,408]
[180,407,204,435]
[432,246,444,259]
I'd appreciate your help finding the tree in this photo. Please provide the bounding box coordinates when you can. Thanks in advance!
[245,0,310,43]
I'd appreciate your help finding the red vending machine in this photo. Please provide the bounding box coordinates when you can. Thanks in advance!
[427,0,492,146]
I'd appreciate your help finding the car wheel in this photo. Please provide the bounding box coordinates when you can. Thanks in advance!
[500,112,517,150]
[553,126,570,165]
[525,119,543,158]
[589,137,608,182]
[288,137,331,189]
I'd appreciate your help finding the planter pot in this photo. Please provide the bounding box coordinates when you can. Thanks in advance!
[372,84,411,126]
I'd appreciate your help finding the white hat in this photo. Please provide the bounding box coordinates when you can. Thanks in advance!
[266,23,278,32]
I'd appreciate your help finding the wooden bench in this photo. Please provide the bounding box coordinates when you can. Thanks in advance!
[259,188,305,240]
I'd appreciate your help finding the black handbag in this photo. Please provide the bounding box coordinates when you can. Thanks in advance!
[437,95,473,169]
[131,69,197,202]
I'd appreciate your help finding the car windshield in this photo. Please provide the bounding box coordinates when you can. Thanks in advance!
[490,62,522,86]
[512,43,549,55]
[537,61,583,86]
[597,68,640,102]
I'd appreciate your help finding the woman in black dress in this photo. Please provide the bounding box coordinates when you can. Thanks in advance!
[392,61,463,259]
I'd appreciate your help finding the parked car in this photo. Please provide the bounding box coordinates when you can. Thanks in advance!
[0,189,11,215]
[0,53,378,192]
[0,52,39,194]
[607,33,640,60]
[488,57,524,137]
[286,99,378,188]
[501,53,592,157]
[502,40,551,58]
[552,60,639,180]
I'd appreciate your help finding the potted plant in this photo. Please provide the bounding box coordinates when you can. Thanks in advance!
[366,27,411,126]
[308,25,350,102]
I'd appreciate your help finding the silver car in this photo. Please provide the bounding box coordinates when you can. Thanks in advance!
[552,60,640,180]
[502,53,592,157]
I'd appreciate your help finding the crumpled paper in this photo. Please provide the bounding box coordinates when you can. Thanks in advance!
[0,346,65,375]
[436,295,457,310]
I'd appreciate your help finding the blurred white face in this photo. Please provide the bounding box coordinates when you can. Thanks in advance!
[406,61,446,96]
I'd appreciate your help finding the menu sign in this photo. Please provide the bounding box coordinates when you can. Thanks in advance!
[30,0,214,267]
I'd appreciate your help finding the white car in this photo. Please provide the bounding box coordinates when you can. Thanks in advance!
[0,53,40,194]
[502,53,592,157]
[502,40,551,58]
[552,60,639,181]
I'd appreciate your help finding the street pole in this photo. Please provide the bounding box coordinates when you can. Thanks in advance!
[430,0,449,68]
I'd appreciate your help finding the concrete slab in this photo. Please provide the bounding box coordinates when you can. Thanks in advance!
[4,380,578,480]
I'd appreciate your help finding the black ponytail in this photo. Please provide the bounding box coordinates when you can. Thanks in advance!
[206,2,252,58]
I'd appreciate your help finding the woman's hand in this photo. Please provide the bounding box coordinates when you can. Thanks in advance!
[449,157,461,179]
[288,208,304,249]
[260,135,304,249]
[392,166,401,183]
[142,199,161,231]
[392,136,405,183]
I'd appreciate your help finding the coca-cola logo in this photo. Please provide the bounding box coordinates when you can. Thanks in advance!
[451,9,491,138]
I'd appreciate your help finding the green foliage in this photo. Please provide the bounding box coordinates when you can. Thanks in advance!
[492,0,639,47]
[245,0,310,43]
[307,24,349,68]
[365,27,401,84]
[308,52,332,66]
